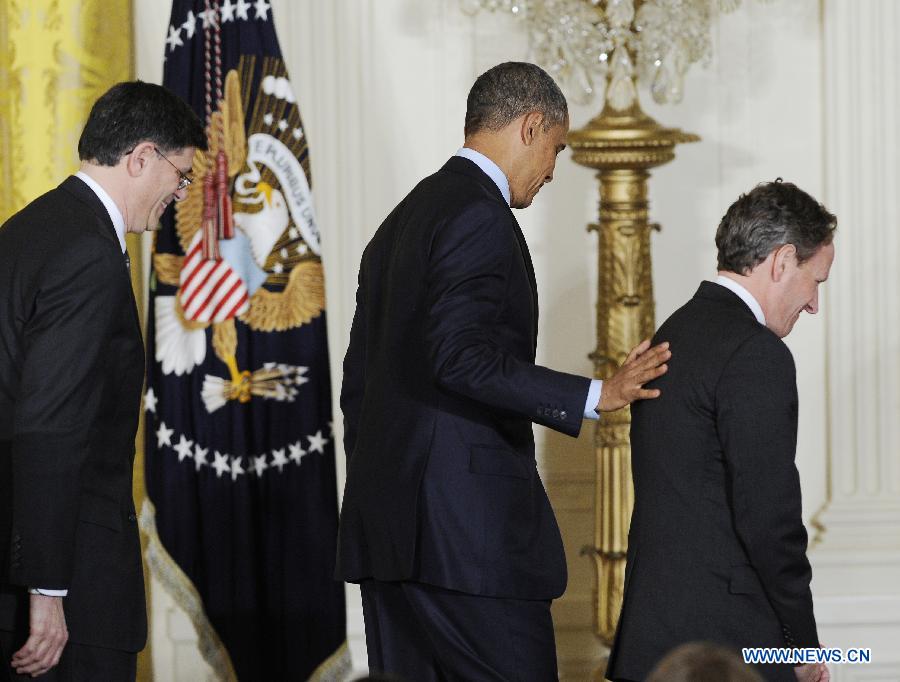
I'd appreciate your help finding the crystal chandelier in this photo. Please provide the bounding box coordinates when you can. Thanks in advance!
[460,0,753,107]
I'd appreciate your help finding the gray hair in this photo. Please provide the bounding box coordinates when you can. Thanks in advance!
[716,179,836,274]
[464,62,568,138]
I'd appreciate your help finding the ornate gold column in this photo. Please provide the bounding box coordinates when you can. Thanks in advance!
[569,103,697,674]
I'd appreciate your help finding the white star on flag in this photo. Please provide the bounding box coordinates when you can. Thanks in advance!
[253,455,268,476]
[235,0,251,20]
[277,119,288,132]
[230,456,245,481]
[174,435,194,462]
[292,127,304,140]
[254,0,271,20]
[220,0,236,22]
[263,112,274,126]
[307,430,328,454]
[212,451,230,478]
[182,11,197,38]
[143,388,158,414]
[194,446,209,470]
[288,441,306,464]
[194,444,209,468]
[165,25,183,52]
[156,422,174,448]
[271,448,288,471]
[199,7,218,29]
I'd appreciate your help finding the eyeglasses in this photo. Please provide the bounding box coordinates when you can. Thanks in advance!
[153,146,193,191]
[124,145,193,191]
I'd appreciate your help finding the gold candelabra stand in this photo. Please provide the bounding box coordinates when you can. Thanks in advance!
[568,100,697,677]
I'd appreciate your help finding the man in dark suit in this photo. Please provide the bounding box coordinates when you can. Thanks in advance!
[0,81,205,681]
[337,62,671,681]
[607,180,836,682]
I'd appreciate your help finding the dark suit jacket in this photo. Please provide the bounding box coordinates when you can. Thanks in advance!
[336,156,591,600]
[0,176,147,652]
[607,281,818,682]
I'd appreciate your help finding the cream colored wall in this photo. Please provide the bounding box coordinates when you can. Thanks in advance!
[134,1,900,679]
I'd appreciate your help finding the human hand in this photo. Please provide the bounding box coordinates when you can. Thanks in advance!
[794,662,829,682]
[11,594,68,677]
[597,339,670,412]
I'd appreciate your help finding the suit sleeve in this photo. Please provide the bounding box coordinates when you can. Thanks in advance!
[10,234,121,589]
[340,266,366,461]
[716,330,818,648]
[425,201,590,437]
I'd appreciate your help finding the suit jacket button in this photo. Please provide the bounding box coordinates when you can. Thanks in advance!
[552,409,559,418]
[559,410,567,420]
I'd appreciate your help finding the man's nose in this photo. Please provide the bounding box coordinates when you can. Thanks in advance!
[805,289,819,314]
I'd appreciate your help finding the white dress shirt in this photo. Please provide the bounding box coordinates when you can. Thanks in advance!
[714,274,766,325]
[75,170,127,253]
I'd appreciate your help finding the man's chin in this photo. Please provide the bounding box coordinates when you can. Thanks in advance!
[512,197,534,210]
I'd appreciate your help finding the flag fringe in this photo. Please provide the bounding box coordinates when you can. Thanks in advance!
[308,640,353,682]
[139,499,353,681]
[140,499,238,681]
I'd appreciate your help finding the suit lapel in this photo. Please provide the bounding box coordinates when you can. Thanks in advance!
[509,213,539,350]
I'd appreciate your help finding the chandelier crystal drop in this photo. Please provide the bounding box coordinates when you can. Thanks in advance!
[461,0,755,108]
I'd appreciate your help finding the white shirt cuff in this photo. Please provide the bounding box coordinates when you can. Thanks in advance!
[28,588,68,597]
[583,379,603,419]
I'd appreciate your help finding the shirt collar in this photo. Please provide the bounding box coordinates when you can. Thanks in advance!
[75,171,126,253]
[715,274,766,325]
[455,148,511,206]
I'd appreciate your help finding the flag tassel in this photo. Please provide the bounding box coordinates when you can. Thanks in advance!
[201,172,220,261]
[215,150,234,240]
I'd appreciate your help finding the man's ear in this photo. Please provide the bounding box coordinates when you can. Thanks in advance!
[771,243,796,283]
[124,141,154,178]
[519,111,545,146]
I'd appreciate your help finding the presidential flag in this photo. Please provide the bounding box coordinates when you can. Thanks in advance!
[142,2,349,679]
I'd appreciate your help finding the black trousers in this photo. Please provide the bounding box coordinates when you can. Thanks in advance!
[0,629,135,682]
[360,580,558,682]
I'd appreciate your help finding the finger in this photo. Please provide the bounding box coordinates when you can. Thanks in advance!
[634,388,661,400]
[14,645,56,677]
[13,632,62,674]
[642,343,671,364]
[624,338,652,365]
[639,363,668,382]
[630,346,670,372]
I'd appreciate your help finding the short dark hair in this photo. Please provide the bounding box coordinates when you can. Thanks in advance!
[464,62,568,138]
[78,81,207,165]
[647,642,763,682]
[716,179,836,274]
